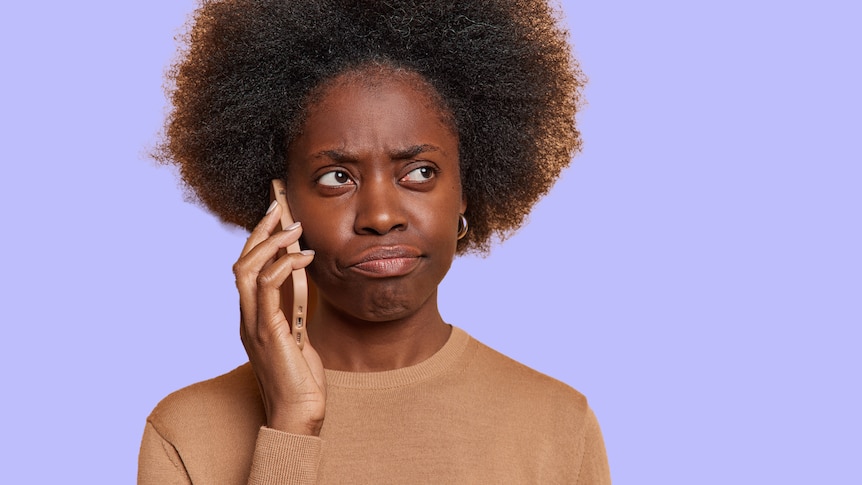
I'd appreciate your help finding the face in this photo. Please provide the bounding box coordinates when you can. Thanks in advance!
[285,72,466,322]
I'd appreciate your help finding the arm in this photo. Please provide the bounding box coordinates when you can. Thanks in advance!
[577,407,612,484]
[137,419,323,485]
[137,421,192,485]
[236,200,327,483]
[140,201,326,484]
[247,427,323,484]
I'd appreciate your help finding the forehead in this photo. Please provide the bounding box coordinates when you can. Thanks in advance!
[289,70,459,159]
[298,66,456,135]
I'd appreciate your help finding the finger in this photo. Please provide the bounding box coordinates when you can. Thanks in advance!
[234,222,303,305]
[235,225,305,332]
[240,201,283,257]
[235,217,303,340]
[255,250,315,338]
[239,222,304,278]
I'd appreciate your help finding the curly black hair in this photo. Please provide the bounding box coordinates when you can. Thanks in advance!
[155,0,585,253]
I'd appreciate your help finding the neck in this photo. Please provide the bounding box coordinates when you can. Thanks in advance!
[307,293,451,372]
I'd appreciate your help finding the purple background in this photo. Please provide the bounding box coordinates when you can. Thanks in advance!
[2,1,859,483]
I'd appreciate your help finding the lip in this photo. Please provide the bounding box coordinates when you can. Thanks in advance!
[348,245,423,278]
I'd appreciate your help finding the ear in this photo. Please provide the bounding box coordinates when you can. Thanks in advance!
[460,194,467,215]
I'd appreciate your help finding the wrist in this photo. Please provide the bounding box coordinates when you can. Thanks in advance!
[268,412,324,437]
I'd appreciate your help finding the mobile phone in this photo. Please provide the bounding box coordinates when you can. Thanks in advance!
[269,179,312,350]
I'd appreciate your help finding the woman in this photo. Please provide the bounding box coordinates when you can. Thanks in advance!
[139,0,610,483]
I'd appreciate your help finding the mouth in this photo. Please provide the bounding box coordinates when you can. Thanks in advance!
[349,246,423,278]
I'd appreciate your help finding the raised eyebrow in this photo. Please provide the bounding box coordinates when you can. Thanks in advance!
[390,144,440,159]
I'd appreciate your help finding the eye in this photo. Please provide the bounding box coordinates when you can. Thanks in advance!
[401,166,437,183]
[317,170,354,187]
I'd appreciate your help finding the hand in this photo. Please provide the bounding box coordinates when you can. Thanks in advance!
[233,202,326,436]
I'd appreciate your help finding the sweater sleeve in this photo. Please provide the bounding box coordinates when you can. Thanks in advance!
[247,427,323,485]
[138,421,193,485]
[577,407,612,484]
[138,420,322,484]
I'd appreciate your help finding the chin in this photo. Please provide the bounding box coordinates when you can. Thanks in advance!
[318,277,435,324]
[355,281,423,320]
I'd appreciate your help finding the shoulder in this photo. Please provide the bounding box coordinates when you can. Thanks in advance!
[146,363,264,447]
[452,332,608,481]
[459,334,590,425]
[142,364,264,482]
[471,337,587,403]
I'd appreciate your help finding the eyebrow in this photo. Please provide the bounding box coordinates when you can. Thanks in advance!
[312,144,441,162]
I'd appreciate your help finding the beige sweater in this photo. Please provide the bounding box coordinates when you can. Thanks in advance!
[138,327,611,484]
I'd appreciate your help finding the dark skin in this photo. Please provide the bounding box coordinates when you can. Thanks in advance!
[233,71,466,436]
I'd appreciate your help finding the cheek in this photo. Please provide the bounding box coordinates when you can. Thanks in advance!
[299,223,344,288]
[299,212,347,254]
[420,204,461,254]
[286,183,344,250]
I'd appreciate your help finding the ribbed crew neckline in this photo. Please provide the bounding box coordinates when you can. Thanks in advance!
[323,326,471,390]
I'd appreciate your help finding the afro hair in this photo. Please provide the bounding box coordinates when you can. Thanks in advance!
[155,0,586,253]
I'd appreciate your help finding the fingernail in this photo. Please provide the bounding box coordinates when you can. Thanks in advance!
[266,200,278,214]
[300,249,315,256]
[285,221,301,231]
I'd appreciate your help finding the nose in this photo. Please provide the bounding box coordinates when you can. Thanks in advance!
[353,177,408,235]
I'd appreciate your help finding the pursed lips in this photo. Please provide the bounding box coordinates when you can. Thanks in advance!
[348,245,423,277]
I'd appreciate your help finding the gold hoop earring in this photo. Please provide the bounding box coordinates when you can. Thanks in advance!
[456,213,469,240]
